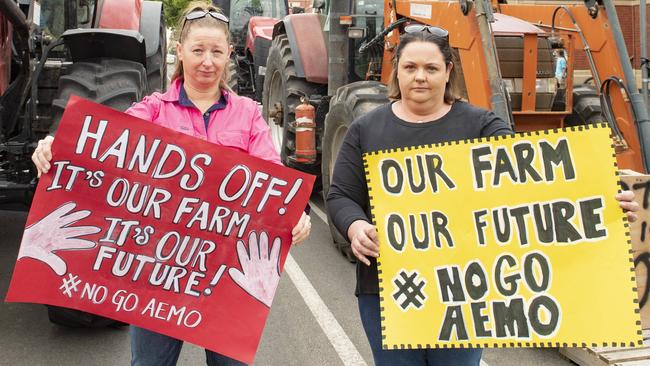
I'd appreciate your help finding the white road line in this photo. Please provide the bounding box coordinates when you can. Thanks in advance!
[284,254,367,366]
[305,201,490,366]
[309,200,329,223]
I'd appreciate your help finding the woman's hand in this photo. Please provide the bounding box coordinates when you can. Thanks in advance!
[347,219,379,266]
[616,190,640,223]
[291,212,311,245]
[32,136,54,178]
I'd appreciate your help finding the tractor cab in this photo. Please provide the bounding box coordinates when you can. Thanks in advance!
[34,0,97,41]
[213,0,289,100]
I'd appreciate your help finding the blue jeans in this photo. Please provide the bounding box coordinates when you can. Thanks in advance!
[130,326,247,366]
[358,295,483,366]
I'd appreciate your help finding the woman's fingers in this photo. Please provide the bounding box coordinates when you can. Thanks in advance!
[350,223,379,266]
[32,137,54,177]
[352,238,375,256]
[626,211,639,223]
[42,139,53,162]
[615,190,635,203]
[616,190,640,223]
[619,200,640,213]
[32,149,49,177]
[352,237,378,266]
[291,213,311,245]
[292,213,308,235]
[34,149,51,173]
[351,238,371,266]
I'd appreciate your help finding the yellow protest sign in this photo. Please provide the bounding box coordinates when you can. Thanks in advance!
[363,124,642,349]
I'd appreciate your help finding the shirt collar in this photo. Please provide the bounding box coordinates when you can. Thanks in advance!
[178,81,229,112]
[161,79,230,106]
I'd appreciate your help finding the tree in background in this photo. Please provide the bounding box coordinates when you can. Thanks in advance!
[163,0,192,30]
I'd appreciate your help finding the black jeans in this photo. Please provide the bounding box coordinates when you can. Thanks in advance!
[358,294,483,366]
[130,326,247,366]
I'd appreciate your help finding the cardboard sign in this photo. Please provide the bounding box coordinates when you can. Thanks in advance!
[363,124,641,349]
[5,96,314,364]
[621,173,650,329]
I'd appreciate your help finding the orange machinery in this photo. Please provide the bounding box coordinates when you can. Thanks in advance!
[379,0,650,172]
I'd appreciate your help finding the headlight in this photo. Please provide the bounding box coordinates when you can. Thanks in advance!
[348,27,366,39]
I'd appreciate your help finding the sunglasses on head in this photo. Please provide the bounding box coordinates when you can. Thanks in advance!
[404,24,449,40]
[185,10,230,24]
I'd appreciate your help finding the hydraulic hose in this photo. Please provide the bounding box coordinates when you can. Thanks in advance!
[27,38,65,140]
[600,76,647,170]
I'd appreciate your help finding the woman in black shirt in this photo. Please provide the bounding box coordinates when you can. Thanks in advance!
[326,26,638,366]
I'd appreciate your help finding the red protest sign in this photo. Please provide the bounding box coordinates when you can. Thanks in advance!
[5,96,314,364]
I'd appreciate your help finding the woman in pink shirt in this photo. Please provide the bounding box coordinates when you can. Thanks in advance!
[31,2,311,365]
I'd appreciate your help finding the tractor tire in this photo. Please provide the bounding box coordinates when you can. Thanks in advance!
[145,10,167,94]
[228,59,239,94]
[48,58,146,327]
[321,81,389,261]
[262,34,326,174]
[51,59,147,132]
[564,85,604,127]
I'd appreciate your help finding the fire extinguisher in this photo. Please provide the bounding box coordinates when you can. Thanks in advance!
[294,97,317,163]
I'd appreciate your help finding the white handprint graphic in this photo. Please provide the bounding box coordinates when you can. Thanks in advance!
[228,231,282,307]
[19,202,100,275]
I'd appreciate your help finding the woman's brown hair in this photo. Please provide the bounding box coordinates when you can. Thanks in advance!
[387,30,458,104]
[170,1,233,92]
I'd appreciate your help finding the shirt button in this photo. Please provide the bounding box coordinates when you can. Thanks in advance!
[204,113,209,117]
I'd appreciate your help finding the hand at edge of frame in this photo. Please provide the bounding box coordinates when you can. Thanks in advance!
[32,136,54,178]
[616,190,639,223]
[347,220,379,266]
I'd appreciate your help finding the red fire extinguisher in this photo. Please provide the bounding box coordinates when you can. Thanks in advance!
[294,97,316,163]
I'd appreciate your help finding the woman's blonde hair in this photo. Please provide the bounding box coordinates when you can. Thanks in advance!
[387,30,458,104]
[170,1,233,92]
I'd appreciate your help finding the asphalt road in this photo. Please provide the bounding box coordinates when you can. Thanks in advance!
[0,193,573,366]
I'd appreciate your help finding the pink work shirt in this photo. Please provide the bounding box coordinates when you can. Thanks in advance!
[125,78,281,165]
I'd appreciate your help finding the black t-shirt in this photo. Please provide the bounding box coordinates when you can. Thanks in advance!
[326,100,513,295]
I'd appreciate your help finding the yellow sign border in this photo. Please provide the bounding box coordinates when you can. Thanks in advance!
[363,123,642,349]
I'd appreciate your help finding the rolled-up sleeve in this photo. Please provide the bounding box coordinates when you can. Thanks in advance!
[326,121,371,240]
[125,95,159,121]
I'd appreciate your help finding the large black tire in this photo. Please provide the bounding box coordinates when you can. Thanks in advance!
[564,85,604,126]
[48,58,146,327]
[321,81,389,261]
[228,59,239,94]
[262,34,326,174]
[145,10,167,94]
[51,59,147,131]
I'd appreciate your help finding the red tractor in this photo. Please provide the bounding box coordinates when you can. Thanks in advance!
[213,0,289,101]
[262,0,650,260]
[0,0,166,326]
